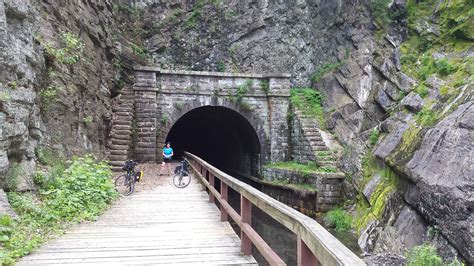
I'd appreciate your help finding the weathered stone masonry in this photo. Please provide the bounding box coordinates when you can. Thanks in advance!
[131,67,291,165]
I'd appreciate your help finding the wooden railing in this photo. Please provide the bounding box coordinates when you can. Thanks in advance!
[185,152,365,266]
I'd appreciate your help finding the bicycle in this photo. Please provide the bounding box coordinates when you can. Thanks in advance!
[115,160,143,196]
[173,159,191,188]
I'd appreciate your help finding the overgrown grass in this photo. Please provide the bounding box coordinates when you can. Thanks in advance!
[325,207,353,232]
[266,161,337,174]
[0,156,117,264]
[290,88,327,129]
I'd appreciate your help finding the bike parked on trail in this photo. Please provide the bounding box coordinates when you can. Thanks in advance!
[173,159,191,188]
[115,160,143,196]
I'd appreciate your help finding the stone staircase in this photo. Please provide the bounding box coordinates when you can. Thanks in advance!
[294,109,338,169]
[108,88,134,171]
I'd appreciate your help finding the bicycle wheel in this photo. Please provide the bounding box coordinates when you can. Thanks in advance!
[173,171,191,188]
[115,174,134,196]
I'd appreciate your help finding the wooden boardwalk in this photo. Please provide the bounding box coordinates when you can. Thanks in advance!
[17,174,257,265]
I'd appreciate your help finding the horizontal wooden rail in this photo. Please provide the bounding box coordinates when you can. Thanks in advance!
[185,152,365,266]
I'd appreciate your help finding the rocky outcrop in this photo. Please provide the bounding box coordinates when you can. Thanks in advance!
[402,102,473,262]
[0,0,140,188]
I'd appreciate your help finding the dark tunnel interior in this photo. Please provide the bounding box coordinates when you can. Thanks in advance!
[165,106,262,175]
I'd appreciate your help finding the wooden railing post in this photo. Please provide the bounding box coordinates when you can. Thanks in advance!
[241,195,252,255]
[220,182,228,221]
[297,236,318,266]
[209,173,215,203]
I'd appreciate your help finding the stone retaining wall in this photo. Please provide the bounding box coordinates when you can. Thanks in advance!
[262,167,344,212]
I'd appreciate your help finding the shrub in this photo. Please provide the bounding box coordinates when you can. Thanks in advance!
[415,84,429,98]
[325,207,353,232]
[406,244,442,266]
[435,58,457,76]
[83,116,93,126]
[43,32,84,65]
[1,156,117,264]
[416,103,438,127]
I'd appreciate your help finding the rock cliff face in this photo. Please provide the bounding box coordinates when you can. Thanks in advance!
[0,0,472,263]
[0,0,140,191]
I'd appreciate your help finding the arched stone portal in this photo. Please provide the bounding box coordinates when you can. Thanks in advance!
[164,104,263,174]
[131,67,291,171]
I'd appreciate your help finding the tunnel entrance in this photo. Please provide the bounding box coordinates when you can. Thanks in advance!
[165,106,261,175]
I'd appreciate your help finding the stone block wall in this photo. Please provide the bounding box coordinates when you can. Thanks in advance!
[262,167,344,212]
[131,67,291,165]
[133,71,157,162]
[290,109,316,164]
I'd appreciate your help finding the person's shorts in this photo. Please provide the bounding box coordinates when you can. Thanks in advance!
[163,157,172,163]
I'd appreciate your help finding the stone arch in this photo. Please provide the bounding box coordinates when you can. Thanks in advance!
[156,96,270,164]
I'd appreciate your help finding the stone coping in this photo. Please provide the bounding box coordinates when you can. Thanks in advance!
[235,171,318,193]
[134,66,292,78]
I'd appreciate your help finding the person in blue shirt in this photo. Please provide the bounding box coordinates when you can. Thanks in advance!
[161,142,174,176]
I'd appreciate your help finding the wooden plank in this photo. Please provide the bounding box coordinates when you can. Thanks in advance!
[17,173,257,265]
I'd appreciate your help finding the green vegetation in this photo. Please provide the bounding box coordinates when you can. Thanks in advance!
[160,115,169,125]
[5,163,22,192]
[397,0,473,131]
[414,84,429,98]
[325,207,353,232]
[130,43,150,61]
[266,161,336,174]
[427,226,440,238]
[38,86,59,104]
[311,61,343,84]
[369,0,392,28]
[260,79,270,94]
[217,60,225,72]
[0,215,13,243]
[369,128,380,146]
[83,115,93,126]
[406,244,442,266]
[7,81,17,90]
[355,154,399,234]
[290,88,327,129]
[448,257,465,266]
[42,32,84,65]
[173,102,184,110]
[184,0,205,29]
[310,49,350,84]
[113,4,143,17]
[35,146,62,167]
[0,92,11,102]
[0,156,117,264]
[229,79,254,104]
[416,102,438,126]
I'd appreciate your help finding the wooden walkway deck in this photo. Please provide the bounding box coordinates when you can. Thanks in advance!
[17,174,257,265]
